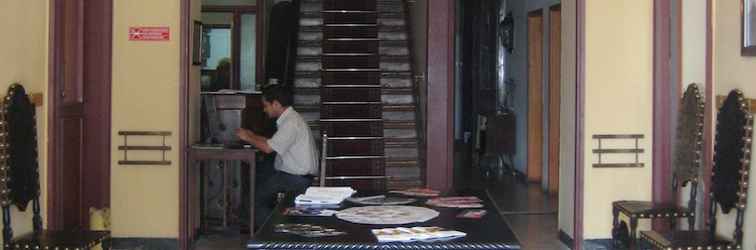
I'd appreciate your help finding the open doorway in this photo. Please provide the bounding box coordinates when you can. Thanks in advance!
[453,0,567,248]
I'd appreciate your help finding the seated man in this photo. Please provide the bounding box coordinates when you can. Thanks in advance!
[236,84,319,228]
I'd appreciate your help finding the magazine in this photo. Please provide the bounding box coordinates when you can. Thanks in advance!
[371,227,466,242]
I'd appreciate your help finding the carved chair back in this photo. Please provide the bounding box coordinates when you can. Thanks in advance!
[673,84,706,212]
[710,89,753,245]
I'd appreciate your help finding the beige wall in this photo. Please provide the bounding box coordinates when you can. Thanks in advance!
[558,0,576,238]
[678,0,707,230]
[112,0,181,238]
[713,0,756,248]
[0,1,49,245]
[583,0,654,239]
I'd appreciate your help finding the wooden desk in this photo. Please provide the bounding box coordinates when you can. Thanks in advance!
[188,145,257,236]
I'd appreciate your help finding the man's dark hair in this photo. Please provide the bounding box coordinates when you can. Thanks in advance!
[262,84,293,107]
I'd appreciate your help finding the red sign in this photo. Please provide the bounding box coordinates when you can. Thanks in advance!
[129,26,170,41]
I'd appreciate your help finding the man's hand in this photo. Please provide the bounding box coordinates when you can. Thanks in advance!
[236,128,254,142]
[235,128,274,153]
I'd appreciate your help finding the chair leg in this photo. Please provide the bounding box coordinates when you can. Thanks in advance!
[629,217,638,250]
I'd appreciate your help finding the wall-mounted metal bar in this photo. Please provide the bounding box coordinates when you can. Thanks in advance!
[592,149,644,154]
[592,134,644,139]
[118,130,172,166]
[593,133,645,168]
[592,163,644,168]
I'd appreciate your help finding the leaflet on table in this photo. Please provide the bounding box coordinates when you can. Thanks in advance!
[371,227,466,243]
[294,187,356,206]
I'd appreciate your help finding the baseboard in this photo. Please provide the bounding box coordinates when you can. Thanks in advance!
[558,230,574,250]
[112,237,178,250]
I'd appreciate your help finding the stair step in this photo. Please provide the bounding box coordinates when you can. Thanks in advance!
[384,120,416,129]
[385,137,418,146]
[300,25,406,34]
[299,55,410,62]
[385,158,418,168]
[295,104,414,112]
[301,0,405,13]
[300,39,408,48]
[308,120,415,128]
[293,87,413,95]
[299,15,405,27]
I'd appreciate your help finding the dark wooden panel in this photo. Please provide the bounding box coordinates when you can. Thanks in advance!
[322,40,379,54]
[323,12,377,24]
[60,117,83,228]
[321,121,383,137]
[321,88,381,102]
[322,0,376,11]
[324,26,378,39]
[327,139,384,156]
[321,71,381,85]
[322,55,378,69]
[326,179,386,192]
[321,104,382,119]
[327,158,384,176]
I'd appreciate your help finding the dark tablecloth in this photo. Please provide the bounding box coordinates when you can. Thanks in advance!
[247,190,521,250]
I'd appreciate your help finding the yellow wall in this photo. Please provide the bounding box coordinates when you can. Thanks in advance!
[678,0,707,230]
[0,1,49,244]
[112,0,181,238]
[558,0,576,238]
[583,0,654,239]
[713,0,756,248]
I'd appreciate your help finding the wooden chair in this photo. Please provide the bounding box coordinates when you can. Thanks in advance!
[640,89,753,250]
[611,84,705,249]
[0,84,110,249]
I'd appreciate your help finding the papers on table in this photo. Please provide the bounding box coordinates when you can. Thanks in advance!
[294,187,356,206]
[371,227,466,242]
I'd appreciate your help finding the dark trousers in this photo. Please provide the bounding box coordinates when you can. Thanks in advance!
[254,169,312,228]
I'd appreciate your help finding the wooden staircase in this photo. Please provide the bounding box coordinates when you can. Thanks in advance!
[293,0,422,190]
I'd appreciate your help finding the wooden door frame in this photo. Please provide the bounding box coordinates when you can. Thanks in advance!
[527,9,544,183]
[179,0,268,248]
[547,4,561,194]
[47,0,113,230]
[426,0,455,192]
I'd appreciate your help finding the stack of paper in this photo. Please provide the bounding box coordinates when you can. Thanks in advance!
[294,187,356,206]
[371,227,466,242]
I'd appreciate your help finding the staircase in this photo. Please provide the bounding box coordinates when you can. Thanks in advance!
[293,0,422,190]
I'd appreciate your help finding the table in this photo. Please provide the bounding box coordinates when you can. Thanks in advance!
[247,190,521,249]
[188,145,257,236]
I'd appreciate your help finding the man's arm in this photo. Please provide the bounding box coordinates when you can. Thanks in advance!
[236,128,274,153]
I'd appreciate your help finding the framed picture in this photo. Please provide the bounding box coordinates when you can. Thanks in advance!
[743,0,756,56]
[192,20,203,65]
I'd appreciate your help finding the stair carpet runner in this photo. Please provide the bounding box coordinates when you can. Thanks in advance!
[293,0,421,190]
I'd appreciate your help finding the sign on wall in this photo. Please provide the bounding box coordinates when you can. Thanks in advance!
[129,26,170,41]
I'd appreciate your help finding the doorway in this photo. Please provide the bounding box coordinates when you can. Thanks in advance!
[527,9,544,183]
[547,5,561,194]
[48,0,112,230]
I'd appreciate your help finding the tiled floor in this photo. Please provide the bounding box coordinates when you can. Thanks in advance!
[194,167,570,250]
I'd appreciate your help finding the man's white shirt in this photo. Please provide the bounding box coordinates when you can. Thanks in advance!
[267,107,319,176]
